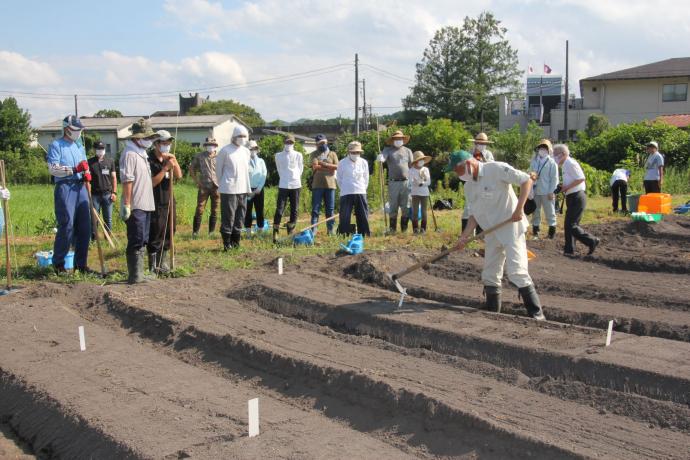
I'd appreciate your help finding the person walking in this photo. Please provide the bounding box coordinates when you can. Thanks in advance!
[553,144,600,257]
[119,118,159,283]
[447,150,545,320]
[408,151,431,234]
[88,140,117,237]
[46,115,92,273]
[462,132,495,234]
[273,134,303,241]
[189,137,220,237]
[147,130,182,273]
[528,139,559,239]
[377,130,413,233]
[245,140,267,232]
[216,125,251,250]
[309,134,338,235]
[643,141,664,193]
[336,141,370,236]
[610,168,630,213]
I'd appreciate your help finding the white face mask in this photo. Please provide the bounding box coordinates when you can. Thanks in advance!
[285,144,294,152]
[537,148,548,158]
[393,139,404,148]
[459,162,473,182]
[475,144,486,153]
[96,149,105,158]
[67,129,81,141]
[349,153,359,162]
[250,149,258,157]
[159,144,171,153]
[139,139,153,149]
[206,146,216,153]
[416,160,425,167]
[233,137,247,146]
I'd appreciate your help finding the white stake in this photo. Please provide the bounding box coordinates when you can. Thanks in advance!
[605,320,613,347]
[397,292,406,308]
[278,257,283,275]
[78,326,86,351]
[248,398,260,438]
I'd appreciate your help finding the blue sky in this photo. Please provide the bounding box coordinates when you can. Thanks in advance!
[2,0,689,126]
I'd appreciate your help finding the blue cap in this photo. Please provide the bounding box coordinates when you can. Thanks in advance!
[314,134,327,143]
[62,115,84,130]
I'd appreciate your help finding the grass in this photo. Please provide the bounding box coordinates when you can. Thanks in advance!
[1,183,688,286]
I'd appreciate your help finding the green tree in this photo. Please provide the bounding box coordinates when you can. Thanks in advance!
[256,135,306,187]
[188,99,265,127]
[94,109,123,118]
[584,113,610,138]
[0,97,32,152]
[403,11,521,127]
[492,121,544,170]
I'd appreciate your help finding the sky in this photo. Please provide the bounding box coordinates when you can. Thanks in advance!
[1,0,689,127]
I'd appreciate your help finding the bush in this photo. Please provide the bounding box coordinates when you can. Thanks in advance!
[492,121,544,171]
[0,147,52,184]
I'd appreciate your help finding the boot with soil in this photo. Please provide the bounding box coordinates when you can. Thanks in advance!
[272,227,280,244]
[286,222,296,235]
[400,216,409,233]
[389,215,397,234]
[148,252,158,274]
[222,233,232,251]
[230,233,241,249]
[412,219,419,234]
[483,286,502,313]
[208,214,217,234]
[548,225,556,239]
[518,284,546,321]
[532,225,540,240]
[192,214,202,238]
[159,250,170,274]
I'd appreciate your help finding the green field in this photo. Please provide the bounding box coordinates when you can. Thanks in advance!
[2,183,688,284]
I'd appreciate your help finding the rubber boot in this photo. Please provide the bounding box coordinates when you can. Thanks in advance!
[127,250,139,284]
[159,249,170,273]
[412,219,419,234]
[389,215,397,234]
[192,213,202,237]
[222,233,232,251]
[548,226,556,239]
[286,222,296,235]
[484,286,502,313]
[208,214,217,234]
[400,216,409,233]
[148,252,158,274]
[532,225,540,237]
[272,228,279,244]
[230,233,241,249]
[461,218,468,232]
[518,284,546,321]
[421,219,427,234]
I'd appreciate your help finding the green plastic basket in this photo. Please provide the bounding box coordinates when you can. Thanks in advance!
[631,212,662,222]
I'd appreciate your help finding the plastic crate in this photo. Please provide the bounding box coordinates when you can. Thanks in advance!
[638,193,672,214]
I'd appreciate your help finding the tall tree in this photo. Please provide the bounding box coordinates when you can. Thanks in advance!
[0,97,32,152]
[187,99,265,127]
[94,109,123,118]
[404,11,521,127]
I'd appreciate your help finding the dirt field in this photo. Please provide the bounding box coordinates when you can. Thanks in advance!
[0,216,689,459]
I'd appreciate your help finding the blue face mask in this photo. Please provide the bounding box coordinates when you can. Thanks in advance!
[317,144,328,153]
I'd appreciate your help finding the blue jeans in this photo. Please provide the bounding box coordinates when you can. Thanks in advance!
[53,181,91,269]
[311,188,335,232]
[92,192,113,233]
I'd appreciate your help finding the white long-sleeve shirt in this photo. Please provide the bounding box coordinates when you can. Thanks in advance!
[216,143,252,194]
[275,149,303,189]
[336,156,369,196]
[408,166,430,196]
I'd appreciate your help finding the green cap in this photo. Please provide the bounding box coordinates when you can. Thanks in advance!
[445,150,472,172]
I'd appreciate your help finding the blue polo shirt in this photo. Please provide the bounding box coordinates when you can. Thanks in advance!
[47,138,87,183]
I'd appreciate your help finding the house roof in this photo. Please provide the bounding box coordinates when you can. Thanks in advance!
[36,116,142,131]
[582,57,690,82]
[656,114,690,128]
[36,114,248,133]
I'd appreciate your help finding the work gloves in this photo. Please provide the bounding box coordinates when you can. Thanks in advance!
[83,171,92,182]
[73,160,89,174]
[120,202,131,221]
[0,187,9,200]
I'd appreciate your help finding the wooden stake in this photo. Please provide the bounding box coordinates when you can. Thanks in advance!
[86,184,107,277]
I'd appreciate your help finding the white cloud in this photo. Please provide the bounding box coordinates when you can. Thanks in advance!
[0,51,61,87]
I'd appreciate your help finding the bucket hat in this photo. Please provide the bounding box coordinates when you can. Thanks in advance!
[129,118,157,139]
[347,141,363,153]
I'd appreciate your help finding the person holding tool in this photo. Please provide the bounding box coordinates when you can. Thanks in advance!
[190,137,220,237]
[147,130,182,274]
[120,118,159,283]
[448,150,546,320]
[245,140,267,232]
[408,151,431,234]
[88,140,117,237]
[462,132,495,234]
[377,130,414,234]
[46,115,92,274]
[528,139,559,239]
[309,134,338,236]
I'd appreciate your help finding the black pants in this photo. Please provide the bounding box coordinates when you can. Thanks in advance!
[338,194,370,236]
[126,209,151,253]
[244,188,265,229]
[274,188,300,227]
[611,180,628,212]
[564,191,597,254]
[643,180,661,194]
[220,193,248,239]
[147,202,176,254]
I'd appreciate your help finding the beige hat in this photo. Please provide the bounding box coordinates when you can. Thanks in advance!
[474,132,493,144]
[203,137,218,146]
[412,150,431,164]
[537,138,553,152]
[347,141,364,153]
[385,129,410,145]
[247,140,259,150]
[284,133,295,143]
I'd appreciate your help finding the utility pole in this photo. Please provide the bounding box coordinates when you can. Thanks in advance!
[564,40,569,141]
[74,94,78,117]
[355,54,359,136]
[362,79,367,131]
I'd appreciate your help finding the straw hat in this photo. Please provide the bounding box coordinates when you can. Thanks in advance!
[347,141,363,153]
[473,132,493,144]
[412,150,431,165]
[536,138,553,153]
[385,129,410,145]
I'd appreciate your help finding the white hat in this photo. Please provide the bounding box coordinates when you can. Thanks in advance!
[248,140,259,150]
[155,130,175,142]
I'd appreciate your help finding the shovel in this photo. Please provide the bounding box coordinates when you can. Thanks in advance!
[388,217,515,305]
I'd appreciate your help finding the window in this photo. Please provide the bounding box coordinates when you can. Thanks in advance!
[106,144,112,154]
[592,87,597,92]
[662,83,687,102]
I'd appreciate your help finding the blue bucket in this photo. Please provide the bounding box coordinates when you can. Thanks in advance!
[293,229,314,246]
[35,250,74,269]
[407,207,422,220]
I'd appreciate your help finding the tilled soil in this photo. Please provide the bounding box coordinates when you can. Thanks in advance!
[0,216,688,459]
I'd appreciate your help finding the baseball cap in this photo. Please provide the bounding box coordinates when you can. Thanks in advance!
[445,150,472,172]
[63,115,85,130]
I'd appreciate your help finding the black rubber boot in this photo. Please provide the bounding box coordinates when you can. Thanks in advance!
[272,228,280,244]
[230,233,241,249]
[127,250,139,284]
[532,225,540,237]
[148,252,158,274]
[461,218,468,232]
[159,249,170,273]
[484,286,502,313]
[286,223,296,235]
[420,219,427,233]
[192,213,202,236]
[411,219,419,234]
[400,216,409,233]
[548,226,556,239]
[389,215,397,234]
[208,214,217,234]
[518,284,546,321]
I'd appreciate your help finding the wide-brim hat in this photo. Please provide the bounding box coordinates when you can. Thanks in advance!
[473,132,493,144]
[412,150,431,164]
[537,138,553,152]
[203,137,218,146]
[129,118,157,139]
[284,133,296,143]
[385,129,410,145]
[155,129,175,142]
[445,150,472,172]
[347,141,364,153]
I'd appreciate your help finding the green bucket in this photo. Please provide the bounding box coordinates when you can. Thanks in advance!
[631,212,662,222]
